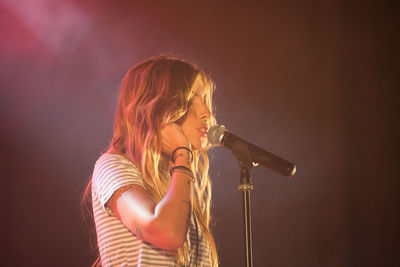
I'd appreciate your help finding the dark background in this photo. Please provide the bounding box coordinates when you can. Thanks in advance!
[1,1,398,266]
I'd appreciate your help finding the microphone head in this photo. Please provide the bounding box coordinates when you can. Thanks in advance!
[208,125,228,146]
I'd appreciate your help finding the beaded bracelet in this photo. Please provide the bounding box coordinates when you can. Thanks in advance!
[170,165,195,183]
[171,146,193,163]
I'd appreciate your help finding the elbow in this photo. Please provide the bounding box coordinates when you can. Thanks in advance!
[161,230,186,251]
[147,219,187,250]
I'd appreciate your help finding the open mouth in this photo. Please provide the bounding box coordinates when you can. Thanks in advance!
[198,126,208,137]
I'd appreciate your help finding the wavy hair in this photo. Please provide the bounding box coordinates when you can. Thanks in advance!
[107,55,218,266]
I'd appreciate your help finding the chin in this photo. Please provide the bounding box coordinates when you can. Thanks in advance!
[191,142,202,151]
[191,138,205,151]
[193,138,208,151]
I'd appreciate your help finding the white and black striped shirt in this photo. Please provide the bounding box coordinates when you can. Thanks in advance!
[92,153,212,266]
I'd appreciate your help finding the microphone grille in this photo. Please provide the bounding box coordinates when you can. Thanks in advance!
[208,125,227,146]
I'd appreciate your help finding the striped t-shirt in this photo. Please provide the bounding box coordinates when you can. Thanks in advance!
[92,153,212,266]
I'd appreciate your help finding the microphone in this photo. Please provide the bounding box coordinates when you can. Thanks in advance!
[208,125,296,178]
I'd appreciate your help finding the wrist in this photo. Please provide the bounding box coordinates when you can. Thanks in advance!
[171,147,193,165]
[174,156,192,168]
[170,166,195,183]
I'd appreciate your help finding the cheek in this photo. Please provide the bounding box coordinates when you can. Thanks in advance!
[184,127,203,150]
[181,121,196,142]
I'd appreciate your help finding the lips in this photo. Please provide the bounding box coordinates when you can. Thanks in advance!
[197,125,209,137]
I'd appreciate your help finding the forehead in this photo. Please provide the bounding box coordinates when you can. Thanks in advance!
[189,73,213,100]
[192,79,210,96]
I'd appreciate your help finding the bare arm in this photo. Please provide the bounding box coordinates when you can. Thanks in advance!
[107,124,194,250]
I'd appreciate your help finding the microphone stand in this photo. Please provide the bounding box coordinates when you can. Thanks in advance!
[231,141,256,267]
[209,124,296,266]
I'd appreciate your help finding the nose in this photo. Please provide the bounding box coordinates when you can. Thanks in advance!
[200,103,212,121]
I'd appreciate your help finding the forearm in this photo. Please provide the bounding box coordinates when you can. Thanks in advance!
[150,151,194,248]
[152,172,193,245]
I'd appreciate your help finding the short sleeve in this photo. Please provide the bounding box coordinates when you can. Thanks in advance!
[92,153,144,215]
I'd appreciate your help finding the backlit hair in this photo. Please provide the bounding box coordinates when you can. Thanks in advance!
[109,55,218,266]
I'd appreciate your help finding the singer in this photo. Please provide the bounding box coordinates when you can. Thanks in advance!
[83,55,218,266]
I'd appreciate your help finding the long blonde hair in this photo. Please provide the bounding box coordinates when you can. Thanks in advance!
[109,55,218,266]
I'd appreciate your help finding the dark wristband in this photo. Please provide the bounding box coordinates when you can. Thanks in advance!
[170,165,195,183]
[171,146,193,163]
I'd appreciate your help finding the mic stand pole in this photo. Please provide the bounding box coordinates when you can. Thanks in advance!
[232,142,255,267]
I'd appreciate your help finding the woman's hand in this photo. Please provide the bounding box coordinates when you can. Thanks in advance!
[161,123,191,155]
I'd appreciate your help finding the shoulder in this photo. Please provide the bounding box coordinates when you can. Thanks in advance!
[94,153,140,174]
[92,152,145,213]
[92,152,143,187]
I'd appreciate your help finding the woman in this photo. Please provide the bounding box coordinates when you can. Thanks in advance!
[88,55,218,266]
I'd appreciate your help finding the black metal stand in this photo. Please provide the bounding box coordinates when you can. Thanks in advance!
[232,141,255,267]
[238,162,254,267]
[214,125,296,266]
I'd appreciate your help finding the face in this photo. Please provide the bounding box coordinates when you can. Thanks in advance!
[180,90,212,151]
